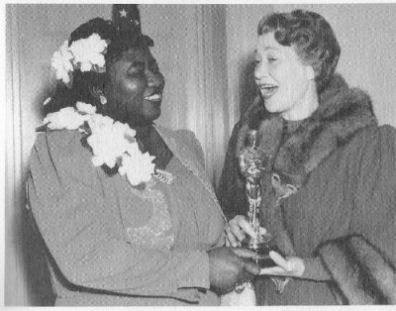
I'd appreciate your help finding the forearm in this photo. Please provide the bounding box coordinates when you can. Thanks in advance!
[27,171,211,298]
[74,246,211,296]
[32,204,210,299]
[301,257,331,281]
[30,194,211,296]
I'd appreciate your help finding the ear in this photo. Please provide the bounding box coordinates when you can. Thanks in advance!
[305,65,315,80]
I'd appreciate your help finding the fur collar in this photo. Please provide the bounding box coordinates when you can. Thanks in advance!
[236,74,377,188]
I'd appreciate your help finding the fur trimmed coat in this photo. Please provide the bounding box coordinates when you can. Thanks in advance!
[217,75,396,305]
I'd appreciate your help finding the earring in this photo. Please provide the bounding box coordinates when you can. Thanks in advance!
[91,86,107,105]
[99,93,107,105]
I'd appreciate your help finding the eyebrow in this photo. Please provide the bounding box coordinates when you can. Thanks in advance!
[255,46,280,53]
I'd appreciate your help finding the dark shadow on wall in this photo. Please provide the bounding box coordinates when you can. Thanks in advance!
[22,205,55,306]
[239,53,259,116]
[22,81,56,306]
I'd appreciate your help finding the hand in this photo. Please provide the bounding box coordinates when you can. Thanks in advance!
[225,215,267,247]
[208,247,260,295]
[259,251,305,277]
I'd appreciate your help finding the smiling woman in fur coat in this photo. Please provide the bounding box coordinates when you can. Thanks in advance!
[218,10,396,305]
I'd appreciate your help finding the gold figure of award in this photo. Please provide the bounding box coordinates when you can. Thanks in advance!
[221,130,275,306]
[239,130,276,268]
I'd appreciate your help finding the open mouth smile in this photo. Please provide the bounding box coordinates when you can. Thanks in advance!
[144,93,162,102]
[258,84,278,99]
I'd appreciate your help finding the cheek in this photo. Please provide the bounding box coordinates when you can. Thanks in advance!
[119,79,145,98]
[283,65,306,93]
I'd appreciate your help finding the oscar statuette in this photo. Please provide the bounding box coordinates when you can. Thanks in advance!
[221,129,275,306]
[239,130,279,268]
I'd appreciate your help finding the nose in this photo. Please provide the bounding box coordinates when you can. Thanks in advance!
[254,60,269,82]
[146,69,164,90]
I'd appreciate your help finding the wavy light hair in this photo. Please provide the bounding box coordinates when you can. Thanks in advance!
[258,10,341,93]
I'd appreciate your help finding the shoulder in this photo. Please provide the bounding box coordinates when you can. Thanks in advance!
[156,125,206,168]
[174,129,205,165]
[34,129,84,153]
[345,124,396,155]
[154,124,206,168]
[377,124,396,147]
[359,124,396,172]
[156,125,203,154]
[30,129,92,174]
[340,124,396,189]
[315,124,396,187]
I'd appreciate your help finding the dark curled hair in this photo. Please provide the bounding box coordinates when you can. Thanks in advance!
[257,10,340,93]
[44,17,154,115]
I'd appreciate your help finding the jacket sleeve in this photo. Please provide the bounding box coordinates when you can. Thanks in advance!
[216,122,248,220]
[317,125,396,304]
[317,235,396,304]
[26,131,210,301]
[350,125,396,266]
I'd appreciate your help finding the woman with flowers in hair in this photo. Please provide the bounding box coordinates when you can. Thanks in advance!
[218,10,396,305]
[26,5,260,306]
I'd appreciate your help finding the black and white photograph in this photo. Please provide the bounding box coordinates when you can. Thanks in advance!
[4,1,396,306]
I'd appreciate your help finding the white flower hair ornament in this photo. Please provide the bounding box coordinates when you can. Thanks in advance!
[42,102,156,187]
[46,17,166,187]
[51,33,108,87]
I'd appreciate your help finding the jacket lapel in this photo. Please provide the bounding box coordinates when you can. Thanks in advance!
[154,124,226,220]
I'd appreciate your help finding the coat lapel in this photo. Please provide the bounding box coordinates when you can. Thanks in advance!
[154,124,226,220]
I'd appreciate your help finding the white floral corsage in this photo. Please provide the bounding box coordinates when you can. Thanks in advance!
[51,33,108,87]
[43,102,156,186]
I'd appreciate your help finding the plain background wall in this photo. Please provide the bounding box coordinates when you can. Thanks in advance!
[5,3,396,305]
[272,3,396,127]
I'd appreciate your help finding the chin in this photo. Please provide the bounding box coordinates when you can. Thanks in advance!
[144,100,161,118]
[147,107,161,122]
[263,95,290,114]
[127,105,161,126]
[141,109,161,125]
[264,100,281,113]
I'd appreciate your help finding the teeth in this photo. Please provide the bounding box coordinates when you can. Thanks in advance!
[144,94,161,101]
